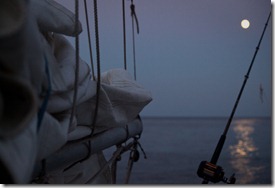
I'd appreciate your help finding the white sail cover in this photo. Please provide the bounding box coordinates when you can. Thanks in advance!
[0,0,152,184]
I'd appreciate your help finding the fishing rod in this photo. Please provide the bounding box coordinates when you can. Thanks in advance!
[197,11,271,184]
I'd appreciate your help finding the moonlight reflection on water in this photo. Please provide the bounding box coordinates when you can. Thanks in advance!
[229,119,264,184]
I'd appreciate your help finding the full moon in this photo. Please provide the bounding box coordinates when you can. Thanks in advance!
[241,19,250,29]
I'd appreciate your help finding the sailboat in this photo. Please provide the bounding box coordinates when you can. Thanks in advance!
[0,0,152,184]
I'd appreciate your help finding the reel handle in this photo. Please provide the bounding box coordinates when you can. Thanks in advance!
[197,161,236,184]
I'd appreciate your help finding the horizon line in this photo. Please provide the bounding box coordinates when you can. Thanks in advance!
[140,115,272,119]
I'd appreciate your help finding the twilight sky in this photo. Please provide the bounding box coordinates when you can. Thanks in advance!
[56,0,272,117]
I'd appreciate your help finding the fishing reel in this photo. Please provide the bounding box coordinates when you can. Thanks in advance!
[197,161,236,184]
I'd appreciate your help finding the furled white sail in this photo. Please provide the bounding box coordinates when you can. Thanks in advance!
[0,0,152,184]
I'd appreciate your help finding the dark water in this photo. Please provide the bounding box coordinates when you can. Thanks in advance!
[104,117,272,184]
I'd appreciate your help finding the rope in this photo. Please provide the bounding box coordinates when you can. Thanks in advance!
[122,0,127,70]
[124,146,136,183]
[130,0,139,80]
[86,146,124,184]
[131,8,136,80]
[111,145,122,184]
[124,137,146,183]
[61,1,144,182]
[130,0,139,34]
[98,140,141,184]
[84,0,95,80]
[69,0,80,129]
[69,0,102,169]
[90,0,101,136]
[62,1,93,172]
[111,158,118,184]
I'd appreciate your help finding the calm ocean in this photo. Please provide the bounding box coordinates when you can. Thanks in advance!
[104,117,272,184]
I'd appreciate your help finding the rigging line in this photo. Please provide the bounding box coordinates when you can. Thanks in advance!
[124,150,135,183]
[200,11,271,184]
[132,21,137,80]
[111,158,118,184]
[130,0,138,80]
[84,0,95,80]
[130,0,139,34]
[69,0,80,128]
[124,139,138,184]
[122,0,127,70]
[90,0,101,137]
[65,0,102,168]
[111,144,122,184]
[131,5,137,80]
[86,146,124,184]
[65,1,95,171]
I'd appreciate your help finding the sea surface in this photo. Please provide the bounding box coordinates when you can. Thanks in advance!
[104,117,272,185]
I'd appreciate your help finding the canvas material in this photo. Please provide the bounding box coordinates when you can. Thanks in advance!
[45,152,111,184]
[37,33,151,184]
[0,117,38,183]
[0,0,27,37]
[30,0,82,36]
[0,0,40,183]
[76,69,152,134]
[0,0,152,184]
